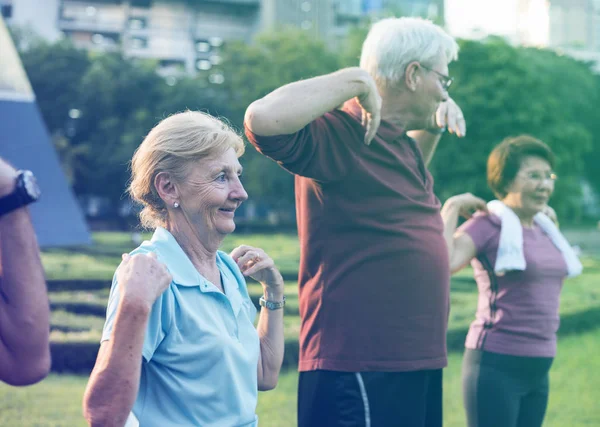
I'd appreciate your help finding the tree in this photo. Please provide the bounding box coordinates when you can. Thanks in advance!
[432,38,597,219]
[20,39,91,137]
[219,28,341,209]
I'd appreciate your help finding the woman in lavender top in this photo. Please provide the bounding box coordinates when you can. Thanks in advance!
[441,135,575,427]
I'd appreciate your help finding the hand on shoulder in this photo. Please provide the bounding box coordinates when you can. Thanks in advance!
[230,245,284,297]
[444,193,488,219]
[117,251,172,310]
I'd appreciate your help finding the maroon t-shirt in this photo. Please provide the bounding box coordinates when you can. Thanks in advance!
[460,213,568,357]
[245,100,450,372]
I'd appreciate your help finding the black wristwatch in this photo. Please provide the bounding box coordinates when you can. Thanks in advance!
[425,126,446,135]
[0,170,41,217]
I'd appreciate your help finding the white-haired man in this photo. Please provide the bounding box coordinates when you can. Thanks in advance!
[245,18,464,427]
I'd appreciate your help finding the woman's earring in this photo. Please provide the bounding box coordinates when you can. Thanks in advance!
[173,202,180,208]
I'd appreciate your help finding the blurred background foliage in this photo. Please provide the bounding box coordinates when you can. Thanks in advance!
[11,23,600,223]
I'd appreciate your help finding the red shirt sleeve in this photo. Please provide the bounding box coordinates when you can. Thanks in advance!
[458,213,501,254]
[244,109,365,182]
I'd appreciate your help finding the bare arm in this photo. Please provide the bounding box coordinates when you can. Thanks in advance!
[255,286,284,391]
[407,98,466,166]
[441,194,487,274]
[0,160,50,386]
[245,67,381,144]
[231,246,284,391]
[83,301,149,426]
[83,253,171,426]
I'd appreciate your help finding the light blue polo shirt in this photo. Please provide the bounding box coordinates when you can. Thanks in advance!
[101,227,260,427]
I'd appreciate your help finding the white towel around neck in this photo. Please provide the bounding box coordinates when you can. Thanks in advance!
[487,200,583,278]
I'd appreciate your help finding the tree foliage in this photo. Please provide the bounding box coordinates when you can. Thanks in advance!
[431,38,597,219]
[14,28,600,222]
[219,28,341,208]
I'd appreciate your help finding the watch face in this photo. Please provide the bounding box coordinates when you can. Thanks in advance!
[22,171,41,200]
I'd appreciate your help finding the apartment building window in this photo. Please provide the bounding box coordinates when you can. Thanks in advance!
[1,4,12,19]
[85,6,97,17]
[196,59,212,71]
[92,34,105,44]
[196,40,211,53]
[130,37,148,49]
[90,33,119,47]
[209,37,223,48]
[131,0,151,7]
[209,73,225,85]
[128,17,147,30]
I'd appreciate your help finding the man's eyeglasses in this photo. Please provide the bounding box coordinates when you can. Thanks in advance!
[420,65,453,91]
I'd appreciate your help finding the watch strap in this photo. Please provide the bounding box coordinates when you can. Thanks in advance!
[0,172,35,217]
[425,126,446,135]
[259,295,286,310]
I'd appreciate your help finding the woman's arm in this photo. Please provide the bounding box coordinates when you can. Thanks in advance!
[83,302,150,426]
[255,286,285,391]
[83,253,171,426]
[231,246,285,391]
[441,194,487,274]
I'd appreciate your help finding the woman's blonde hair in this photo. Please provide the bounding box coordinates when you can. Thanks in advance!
[129,111,245,229]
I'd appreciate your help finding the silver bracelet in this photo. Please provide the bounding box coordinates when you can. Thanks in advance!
[259,296,286,310]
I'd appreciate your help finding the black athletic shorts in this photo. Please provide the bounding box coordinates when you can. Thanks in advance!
[298,369,443,427]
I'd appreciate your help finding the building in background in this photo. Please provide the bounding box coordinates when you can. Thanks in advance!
[445,0,549,46]
[445,0,600,71]
[2,0,445,77]
[546,0,600,71]
[0,15,90,246]
[1,0,62,41]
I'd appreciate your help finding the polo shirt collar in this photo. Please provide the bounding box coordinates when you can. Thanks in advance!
[148,228,244,316]
[150,227,200,287]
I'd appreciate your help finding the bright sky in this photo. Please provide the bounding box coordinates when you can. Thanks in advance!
[445,0,549,46]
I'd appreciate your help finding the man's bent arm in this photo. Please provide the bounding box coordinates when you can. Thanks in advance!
[0,206,50,385]
[245,67,373,137]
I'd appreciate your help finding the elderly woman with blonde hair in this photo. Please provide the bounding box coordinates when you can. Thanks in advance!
[83,111,285,427]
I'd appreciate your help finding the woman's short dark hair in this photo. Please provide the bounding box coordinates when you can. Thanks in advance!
[487,135,555,199]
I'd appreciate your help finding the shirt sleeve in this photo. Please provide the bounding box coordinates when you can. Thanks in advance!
[101,249,173,363]
[244,109,365,182]
[458,213,500,255]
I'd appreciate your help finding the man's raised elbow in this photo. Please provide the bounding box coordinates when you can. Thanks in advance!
[2,349,51,386]
[245,100,273,137]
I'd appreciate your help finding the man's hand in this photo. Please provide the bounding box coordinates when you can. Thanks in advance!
[430,98,466,138]
[445,193,488,219]
[356,75,382,146]
[0,157,18,197]
[117,252,172,310]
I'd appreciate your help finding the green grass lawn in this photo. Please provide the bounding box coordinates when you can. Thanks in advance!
[1,329,598,426]
[42,232,301,280]
[1,231,595,425]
